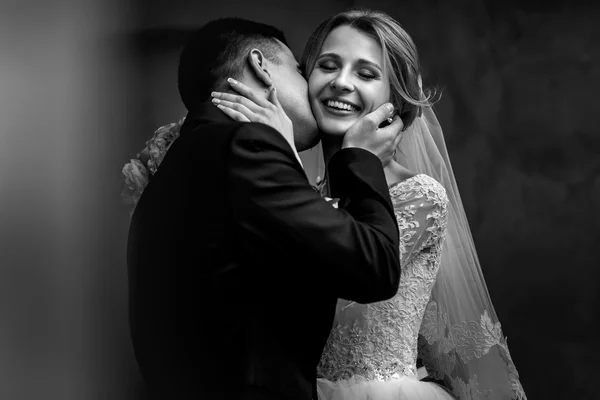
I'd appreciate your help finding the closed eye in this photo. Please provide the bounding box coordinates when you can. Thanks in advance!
[317,61,337,72]
[318,63,377,80]
[359,72,377,80]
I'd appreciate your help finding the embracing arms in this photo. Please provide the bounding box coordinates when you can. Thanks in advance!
[228,123,401,303]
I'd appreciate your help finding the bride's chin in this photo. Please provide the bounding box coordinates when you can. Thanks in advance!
[318,120,354,138]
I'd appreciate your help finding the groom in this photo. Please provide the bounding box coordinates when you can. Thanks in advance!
[127,18,403,400]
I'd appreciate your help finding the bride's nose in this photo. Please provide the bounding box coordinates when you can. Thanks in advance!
[329,70,354,92]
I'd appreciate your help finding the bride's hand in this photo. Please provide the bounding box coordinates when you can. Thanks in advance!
[211,78,295,151]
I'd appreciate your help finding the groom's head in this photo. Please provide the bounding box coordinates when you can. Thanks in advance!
[178,18,319,150]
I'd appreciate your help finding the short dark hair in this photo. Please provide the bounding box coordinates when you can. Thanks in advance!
[178,18,288,110]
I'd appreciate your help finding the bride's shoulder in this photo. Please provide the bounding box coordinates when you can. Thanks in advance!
[389,174,448,208]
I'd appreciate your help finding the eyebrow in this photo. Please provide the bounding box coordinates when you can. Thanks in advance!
[317,52,382,72]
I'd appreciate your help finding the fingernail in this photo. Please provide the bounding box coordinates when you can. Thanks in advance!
[211,91,220,98]
[211,98,220,104]
[227,78,237,85]
[216,104,224,109]
[386,103,394,113]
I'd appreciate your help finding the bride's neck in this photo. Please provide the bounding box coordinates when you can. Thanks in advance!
[321,133,415,188]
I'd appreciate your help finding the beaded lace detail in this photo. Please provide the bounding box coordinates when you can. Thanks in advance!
[317,174,449,382]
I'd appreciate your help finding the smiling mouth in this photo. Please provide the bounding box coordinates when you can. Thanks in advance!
[322,100,361,112]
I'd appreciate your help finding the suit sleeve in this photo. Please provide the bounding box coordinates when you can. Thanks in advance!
[227,123,401,303]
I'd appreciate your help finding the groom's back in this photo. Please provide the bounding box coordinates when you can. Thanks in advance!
[127,114,333,400]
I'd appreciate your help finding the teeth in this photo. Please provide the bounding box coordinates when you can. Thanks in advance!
[326,100,358,111]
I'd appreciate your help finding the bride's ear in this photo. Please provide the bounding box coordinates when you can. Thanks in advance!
[247,49,274,88]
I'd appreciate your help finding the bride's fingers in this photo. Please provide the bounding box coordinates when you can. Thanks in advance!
[227,78,272,108]
[212,92,262,114]
[215,104,252,122]
[212,99,256,120]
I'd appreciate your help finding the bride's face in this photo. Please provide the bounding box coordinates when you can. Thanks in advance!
[308,25,391,136]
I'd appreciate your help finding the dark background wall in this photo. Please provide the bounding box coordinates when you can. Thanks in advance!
[1,0,598,399]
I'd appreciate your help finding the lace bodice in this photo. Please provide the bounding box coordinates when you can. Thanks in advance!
[317,174,449,382]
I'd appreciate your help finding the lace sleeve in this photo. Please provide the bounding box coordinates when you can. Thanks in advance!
[390,175,449,268]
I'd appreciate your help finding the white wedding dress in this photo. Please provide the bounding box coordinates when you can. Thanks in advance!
[316,173,455,400]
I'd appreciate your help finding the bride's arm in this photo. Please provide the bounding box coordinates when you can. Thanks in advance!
[393,180,449,267]
[228,123,401,304]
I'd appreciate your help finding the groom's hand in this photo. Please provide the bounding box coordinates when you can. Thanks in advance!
[342,103,404,166]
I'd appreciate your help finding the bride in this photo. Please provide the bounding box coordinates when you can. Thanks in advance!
[124,8,526,400]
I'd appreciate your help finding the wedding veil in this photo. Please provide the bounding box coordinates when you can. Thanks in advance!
[391,107,527,399]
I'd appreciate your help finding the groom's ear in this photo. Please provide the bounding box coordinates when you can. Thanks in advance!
[247,49,274,88]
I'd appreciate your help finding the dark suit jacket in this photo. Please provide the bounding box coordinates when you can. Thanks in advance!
[127,103,401,400]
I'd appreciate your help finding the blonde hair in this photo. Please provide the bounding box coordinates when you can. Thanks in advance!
[301,8,437,128]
